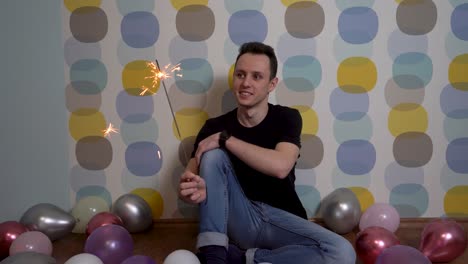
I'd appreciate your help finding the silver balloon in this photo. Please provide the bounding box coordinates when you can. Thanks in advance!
[20,203,76,241]
[320,188,361,234]
[112,194,153,233]
[0,252,56,264]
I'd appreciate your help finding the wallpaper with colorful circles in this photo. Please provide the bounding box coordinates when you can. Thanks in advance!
[62,0,468,218]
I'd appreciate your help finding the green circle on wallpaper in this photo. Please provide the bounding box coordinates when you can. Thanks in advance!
[70,59,107,94]
[282,55,321,92]
[390,184,428,217]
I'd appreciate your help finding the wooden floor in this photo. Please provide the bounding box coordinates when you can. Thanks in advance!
[52,218,468,264]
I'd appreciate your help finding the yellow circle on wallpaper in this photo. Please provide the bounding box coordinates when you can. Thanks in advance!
[173,108,209,140]
[64,0,101,12]
[292,105,318,135]
[444,185,468,216]
[171,0,208,10]
[449,54,468,91]
[69,110,107,141]
[338,57,377,93]
[349,187,375,212]
[131,188,164,219]
[388,103,428,137]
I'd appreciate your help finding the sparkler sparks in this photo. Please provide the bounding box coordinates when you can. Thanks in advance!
[102,123,119,138]
[142,62,182,95]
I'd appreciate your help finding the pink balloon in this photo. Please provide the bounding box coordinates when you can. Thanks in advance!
[84,224,133,264]
[376,245,431,264]
[359,203,400,233]
[0,221,29,260]
[9,231,53,256]
[86,212,123,236]
[355,226,400,264]
[419,218,467,262]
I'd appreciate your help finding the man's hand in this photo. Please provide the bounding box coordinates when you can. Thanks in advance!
[178,170,206,204]
[194,132,222,165]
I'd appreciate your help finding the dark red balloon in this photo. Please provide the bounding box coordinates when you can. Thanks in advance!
[0,221,29,260]
[86,212,124,236]
[419,218,467,262]
[355,226,400,264]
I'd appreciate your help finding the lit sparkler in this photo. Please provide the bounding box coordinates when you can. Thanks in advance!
[143,59,189,164]
[102,123,119,138]
[142,61,182,94]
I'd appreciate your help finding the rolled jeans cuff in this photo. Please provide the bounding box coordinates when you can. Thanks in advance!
[196,231,229,250]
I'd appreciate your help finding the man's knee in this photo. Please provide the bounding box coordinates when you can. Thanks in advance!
[200,149,228,168]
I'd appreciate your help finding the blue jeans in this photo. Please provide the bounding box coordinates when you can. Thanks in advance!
[196,149,356,264]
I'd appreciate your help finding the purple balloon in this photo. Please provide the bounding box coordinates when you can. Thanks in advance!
[121,255,156,264]
[376,245,431,264]
[84,224,133,264]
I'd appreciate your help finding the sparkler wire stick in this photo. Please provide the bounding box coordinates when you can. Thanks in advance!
[154,59,189,164]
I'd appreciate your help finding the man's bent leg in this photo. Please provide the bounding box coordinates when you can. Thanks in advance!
[197,149,261,261]
[247,203,356,264]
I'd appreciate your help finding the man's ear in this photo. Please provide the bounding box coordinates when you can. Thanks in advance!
[268,77,278,92]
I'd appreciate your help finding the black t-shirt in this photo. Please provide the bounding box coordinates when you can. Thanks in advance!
[192,103,307,219]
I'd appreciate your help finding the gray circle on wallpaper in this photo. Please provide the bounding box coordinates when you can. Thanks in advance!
[169,36,208,63]
[333,34,373,63]
[179,136,196,167]
[393,132,433,168]
[284,1,324,39]
[65,83,102,113]
[440,164,468,192]
[70,6,108,43]
[176,5,215,41]
[297,134,323,169]
[64,37,101,66]
[70,165,106,192]
[168,83,207,112]
[333,115,373,144]
[384,161,424,191]
[76,136,113,170]
[295,168,316,186]
[120,118,159,146]
[224,39,239,64]
[117,39,155,67]
[445,31,468,60]
[387,29,428,60]
[396,0,437,35]
[276,33,316,63]
[331,167,371,189]
[275,81,315,108]
[384,78,425,108]
[121,167,159,193]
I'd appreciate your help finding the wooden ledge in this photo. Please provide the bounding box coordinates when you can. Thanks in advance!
[52,218,468,264]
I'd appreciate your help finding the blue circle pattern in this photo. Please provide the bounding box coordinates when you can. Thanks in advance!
[228,10,268,46]
[338,7,378,44]
[121,11,159,48]
[333,3,376,182]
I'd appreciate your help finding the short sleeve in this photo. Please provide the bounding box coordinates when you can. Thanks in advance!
[279,107,302,148]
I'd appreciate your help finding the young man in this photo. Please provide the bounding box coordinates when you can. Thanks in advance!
[178,42,356,264]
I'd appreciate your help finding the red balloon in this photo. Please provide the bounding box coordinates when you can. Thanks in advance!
[419,218,467,262]
[0,221,29,259]
[355,226,400,264]
[86,212,124,236]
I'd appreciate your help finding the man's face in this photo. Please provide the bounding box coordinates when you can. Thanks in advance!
[232,53,277,109]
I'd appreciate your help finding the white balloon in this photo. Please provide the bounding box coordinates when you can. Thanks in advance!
[64,253,104,264]
[163,249,200,264]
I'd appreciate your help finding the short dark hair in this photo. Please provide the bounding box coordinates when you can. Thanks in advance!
[235,42,278,81]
